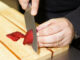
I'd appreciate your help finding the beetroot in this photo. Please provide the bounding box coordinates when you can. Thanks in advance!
[11,32,25,38]
[23,30,33,45]
[7,33,20,41]
[7,30,33,45]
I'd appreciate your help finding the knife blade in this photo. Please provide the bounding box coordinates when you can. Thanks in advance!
[24,8,38,52]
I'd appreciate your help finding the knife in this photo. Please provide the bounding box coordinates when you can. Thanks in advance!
[24,7,38,52]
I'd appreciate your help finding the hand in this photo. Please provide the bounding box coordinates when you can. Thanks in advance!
[19,0,39,15]
[37,18,74,47]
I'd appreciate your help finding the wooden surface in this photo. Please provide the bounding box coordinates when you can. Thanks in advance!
[0,1,69,60]
[0,0,19,10]
[0,42,18,60]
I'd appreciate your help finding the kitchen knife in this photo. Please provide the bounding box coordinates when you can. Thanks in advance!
[24,8,38,52]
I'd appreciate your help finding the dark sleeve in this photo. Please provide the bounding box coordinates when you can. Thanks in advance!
[65,7,80,37]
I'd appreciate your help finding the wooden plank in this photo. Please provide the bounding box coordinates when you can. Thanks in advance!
[0,15,51,60]
[0,41,18,60]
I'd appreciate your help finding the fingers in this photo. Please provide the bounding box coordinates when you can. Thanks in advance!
[37,18,74,48]
[31,0,39,15]
[37,20,53,31]
[19,0,29,10]
[19,0,39,16]
[38,30,64,44]
[58,38,72,47]
[58,31,73,47]
[38,29,72,47]
[37,23,62,36]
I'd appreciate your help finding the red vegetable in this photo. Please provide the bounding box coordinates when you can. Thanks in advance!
[11,32,25,38]
[7,30,33,45]
[7,32,25,41]
[23,29,33,45]
[7,33,20,41]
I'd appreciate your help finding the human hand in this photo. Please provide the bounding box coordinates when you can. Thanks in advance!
[19,0,39,15]
[37,18,74,47]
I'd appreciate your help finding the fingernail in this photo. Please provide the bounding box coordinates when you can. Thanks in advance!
[31,10,36,16]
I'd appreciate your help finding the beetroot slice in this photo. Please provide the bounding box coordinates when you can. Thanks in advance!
[7,30,33,45]
[23,29,33,45]
[11,32,25,38]
[7,34,20,41]
[7,32,25,41]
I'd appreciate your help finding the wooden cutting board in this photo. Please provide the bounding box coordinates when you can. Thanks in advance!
[0,1,69,60]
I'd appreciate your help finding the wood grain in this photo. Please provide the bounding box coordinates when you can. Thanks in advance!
[0,41,18,60]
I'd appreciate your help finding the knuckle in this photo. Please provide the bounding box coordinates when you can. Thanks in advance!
[54,25,61,32]
[64,20,70,27]
[64,21,69,27]
[67,29,72,35]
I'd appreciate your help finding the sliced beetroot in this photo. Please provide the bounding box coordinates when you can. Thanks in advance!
[7,30,33,45]
[11,32,25,38]
[23,29,33,45]
[7,32,24,41]
[7,34,20,41]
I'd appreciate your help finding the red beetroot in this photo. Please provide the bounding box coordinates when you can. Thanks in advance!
[7,32,25,41]
[7,34,20,41]
[23,29,33,45]
[7,30,33,45]
[11,32,25,38]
